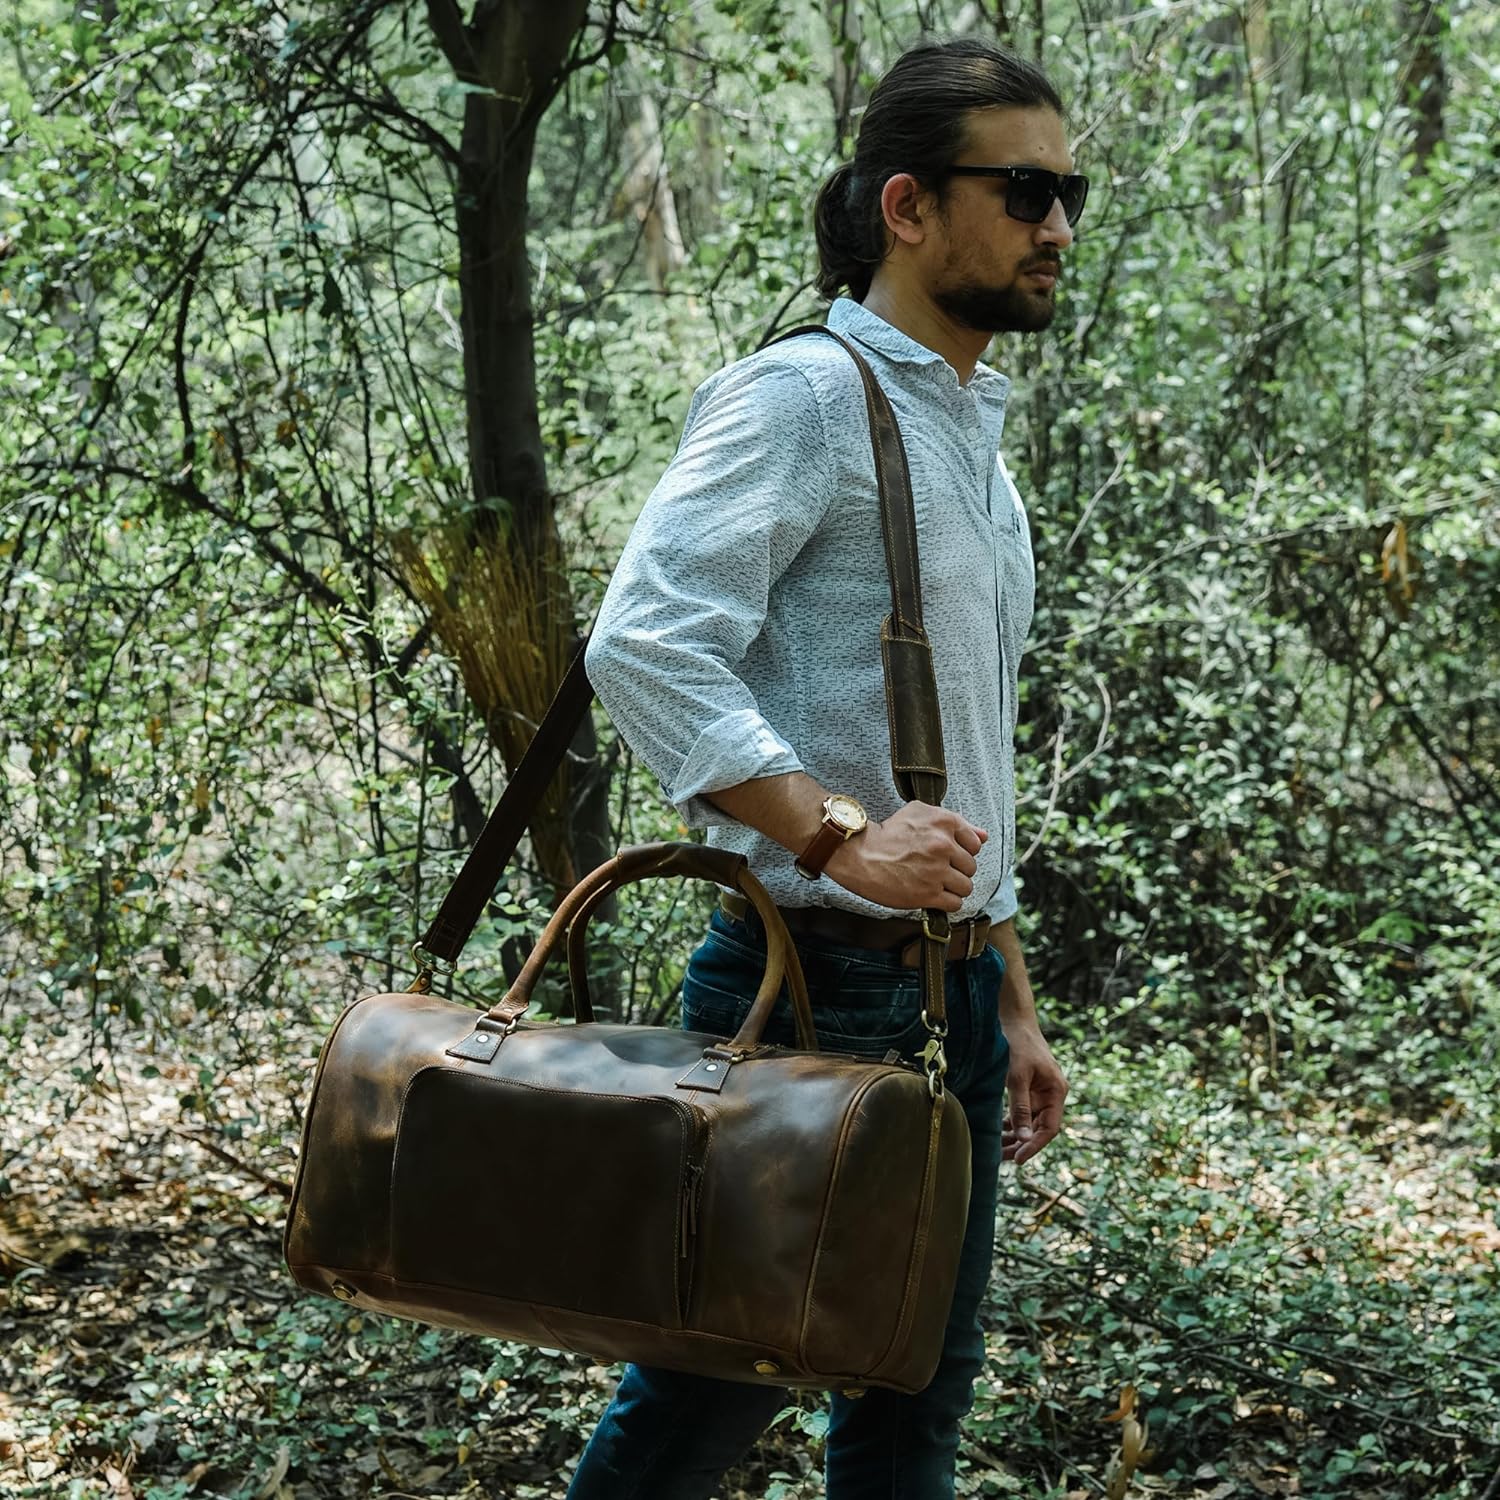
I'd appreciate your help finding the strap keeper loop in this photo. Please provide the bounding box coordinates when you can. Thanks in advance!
[921,912,951,943]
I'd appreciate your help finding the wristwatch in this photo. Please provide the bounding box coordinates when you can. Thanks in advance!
[794,794,869,881]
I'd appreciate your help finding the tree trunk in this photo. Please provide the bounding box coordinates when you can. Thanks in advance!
[1401,0,1446,307]
[823,0,866,152]
[426,0,615,911]
[621,90,688,292]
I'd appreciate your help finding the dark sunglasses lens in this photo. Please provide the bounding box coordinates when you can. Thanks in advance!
[1006,173,1054,223]
[1060,175,1088,225]
[1005,172,1089,225]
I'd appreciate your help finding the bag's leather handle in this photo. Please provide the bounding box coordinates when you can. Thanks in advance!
[482,843,818,1051]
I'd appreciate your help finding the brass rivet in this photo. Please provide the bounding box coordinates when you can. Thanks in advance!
[706,1064,718,1072]
[754,1360,780,1377]
[841,1386,867,1399]
[331,1280,358,1302]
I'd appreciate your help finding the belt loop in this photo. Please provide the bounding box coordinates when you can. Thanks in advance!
[966,920,985,961]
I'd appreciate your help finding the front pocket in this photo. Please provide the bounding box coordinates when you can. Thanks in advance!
[391,1070,706,1329]
[814,1017,929,1064]
[679,967,758,1037]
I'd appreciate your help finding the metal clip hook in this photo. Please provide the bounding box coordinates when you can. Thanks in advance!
[409,942,458,993]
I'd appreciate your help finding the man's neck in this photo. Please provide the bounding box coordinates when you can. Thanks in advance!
[858,280,992,386]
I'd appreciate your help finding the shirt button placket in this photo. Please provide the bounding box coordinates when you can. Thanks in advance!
[993,461,1011,885]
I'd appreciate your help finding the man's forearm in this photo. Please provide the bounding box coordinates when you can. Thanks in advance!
[702,772,831,855]
[987,917,1041,1030]
[702,774,989,914]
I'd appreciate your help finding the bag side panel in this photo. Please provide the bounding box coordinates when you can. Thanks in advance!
[283,991,371,1271]
[864,1089,972,1388]
[285,992,477,1287]
[797,1072,940,1377]
[686,1056,866,1365]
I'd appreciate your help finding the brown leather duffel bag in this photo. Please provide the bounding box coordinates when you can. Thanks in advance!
[284,841,972,1393]
[285,324,977,1393]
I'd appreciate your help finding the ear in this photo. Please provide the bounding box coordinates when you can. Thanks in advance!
[879,172,939,247]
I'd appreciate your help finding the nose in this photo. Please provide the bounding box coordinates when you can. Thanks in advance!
[1037,194,1074,249]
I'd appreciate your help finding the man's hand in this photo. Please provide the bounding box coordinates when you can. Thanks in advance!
[826,801,987,910]
[1001,1019,1068,1165]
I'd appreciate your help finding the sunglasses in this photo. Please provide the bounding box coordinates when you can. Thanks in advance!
[944,166,1089,227]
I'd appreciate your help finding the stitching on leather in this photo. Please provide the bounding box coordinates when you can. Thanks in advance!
[671,1098,687,1319]
[686,1107,717,1327]
[284,992,382,1255]
[886,418,921,629]
[797,1070,889,1378]
[868,1094,944,1378]
[881,646,901,785]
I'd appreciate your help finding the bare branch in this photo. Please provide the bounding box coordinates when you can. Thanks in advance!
[424,0,477,78]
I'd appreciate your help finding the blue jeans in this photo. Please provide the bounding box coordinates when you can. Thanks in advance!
[565,907,1011,1500]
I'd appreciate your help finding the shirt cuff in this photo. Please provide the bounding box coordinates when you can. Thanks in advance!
[667,709,805,828]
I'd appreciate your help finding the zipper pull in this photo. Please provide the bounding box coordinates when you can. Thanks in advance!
[680,1165,701,1258]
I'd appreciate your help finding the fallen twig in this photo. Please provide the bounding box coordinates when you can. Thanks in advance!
[170,1128,292,1199]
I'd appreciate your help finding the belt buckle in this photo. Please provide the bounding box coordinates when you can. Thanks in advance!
[965,921,986,961]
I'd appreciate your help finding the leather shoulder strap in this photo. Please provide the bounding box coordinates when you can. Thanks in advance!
[763,324,923,638]
[763,322,957,1034]
[416,320,953,1002]
[415,639,593,971]
[764,323,947,810]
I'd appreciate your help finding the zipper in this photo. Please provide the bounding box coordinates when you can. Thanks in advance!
[680,1160,703,1260]
[668,1100,707,1326]
[664,1097,707,1270]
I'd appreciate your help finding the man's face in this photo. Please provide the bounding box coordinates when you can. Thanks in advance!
[922,106,1077,335]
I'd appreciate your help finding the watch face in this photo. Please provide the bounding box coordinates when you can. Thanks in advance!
[826,794,867,834]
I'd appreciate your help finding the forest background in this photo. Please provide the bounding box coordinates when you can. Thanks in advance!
[1,0,1497,1496]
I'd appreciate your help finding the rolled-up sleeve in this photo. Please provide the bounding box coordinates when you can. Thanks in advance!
[585,358,835,827]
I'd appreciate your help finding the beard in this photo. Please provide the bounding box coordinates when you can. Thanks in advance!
[932,274,1058,334]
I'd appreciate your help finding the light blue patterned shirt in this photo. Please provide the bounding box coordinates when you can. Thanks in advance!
[586,297,1036,925]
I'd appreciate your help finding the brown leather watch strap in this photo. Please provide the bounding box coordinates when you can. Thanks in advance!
[794,819,846,881]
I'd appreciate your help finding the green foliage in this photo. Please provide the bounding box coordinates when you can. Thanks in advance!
[2,0,1498,1495]
[967,1037,1499,1497]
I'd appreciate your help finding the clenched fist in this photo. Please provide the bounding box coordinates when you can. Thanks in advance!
[826,801,987,911]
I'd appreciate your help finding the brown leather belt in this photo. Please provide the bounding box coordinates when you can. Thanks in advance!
[717,891,992,969]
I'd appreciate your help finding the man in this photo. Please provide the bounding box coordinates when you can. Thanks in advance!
[569,36,1078,1500]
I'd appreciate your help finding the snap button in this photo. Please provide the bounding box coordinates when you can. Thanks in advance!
[753,1360,780,1377]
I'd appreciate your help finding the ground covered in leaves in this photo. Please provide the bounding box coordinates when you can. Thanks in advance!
[2,1012,1496,1500]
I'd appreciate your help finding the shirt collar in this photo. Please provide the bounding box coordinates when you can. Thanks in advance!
[826,297,1011,407]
